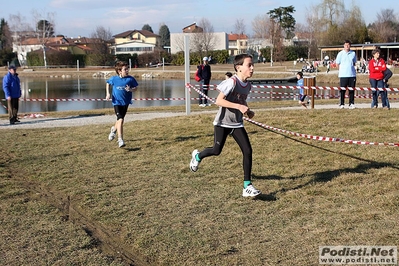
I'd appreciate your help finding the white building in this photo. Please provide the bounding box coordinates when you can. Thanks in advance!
[170,32,228,54]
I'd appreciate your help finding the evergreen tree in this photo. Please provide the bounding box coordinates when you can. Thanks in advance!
[0,18,11,50]
[158,24,170,49]
[142,24,153,33]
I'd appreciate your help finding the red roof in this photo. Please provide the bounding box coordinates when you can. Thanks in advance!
[228,34,248,41]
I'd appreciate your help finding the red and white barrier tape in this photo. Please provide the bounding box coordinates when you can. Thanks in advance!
[191,83,399,92]
[2,82,397,103]
[2,97,192,102]
[187,84,399,147]
[244,117,399,147]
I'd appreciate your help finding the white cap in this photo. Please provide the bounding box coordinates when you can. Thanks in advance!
[203,57,208,61]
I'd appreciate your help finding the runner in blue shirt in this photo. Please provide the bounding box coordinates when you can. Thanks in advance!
[106,61,138,148]
[296,71,307,108]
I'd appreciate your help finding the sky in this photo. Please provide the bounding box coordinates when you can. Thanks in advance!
[1,0,395,38]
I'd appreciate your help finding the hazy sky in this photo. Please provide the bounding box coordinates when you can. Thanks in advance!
[1,0,394,38]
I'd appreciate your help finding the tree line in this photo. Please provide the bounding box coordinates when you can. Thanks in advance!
[1,0,398,67]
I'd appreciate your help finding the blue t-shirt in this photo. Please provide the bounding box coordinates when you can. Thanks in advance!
[107,75,138,106]
[336,50,357,78]
[297,78,304,95]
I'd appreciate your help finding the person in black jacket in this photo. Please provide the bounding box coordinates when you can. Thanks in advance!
[198,57,212,106]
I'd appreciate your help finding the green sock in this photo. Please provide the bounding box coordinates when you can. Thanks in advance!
[244,181,251,188]
[195,153,201,162]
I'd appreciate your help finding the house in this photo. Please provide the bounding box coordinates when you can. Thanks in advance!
[12,35,107,66]
[182,23,203,33]
[170,32,228,54]
[170,23,228,54]
[228,33,248,56]
[111,30,161,56]
[13,36,72,66]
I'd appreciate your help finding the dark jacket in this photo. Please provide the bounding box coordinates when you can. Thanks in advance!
[198,64,212,81]
[2,72,21,99]
[383,68,392,81]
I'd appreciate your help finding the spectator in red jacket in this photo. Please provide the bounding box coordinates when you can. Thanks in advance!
[368,48,387,108]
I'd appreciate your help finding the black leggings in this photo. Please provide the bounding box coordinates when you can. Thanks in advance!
[199,126,252,181]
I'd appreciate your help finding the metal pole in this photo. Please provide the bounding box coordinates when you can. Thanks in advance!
[184,35,190,115]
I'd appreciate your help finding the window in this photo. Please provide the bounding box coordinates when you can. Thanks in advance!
[116,46,153,52]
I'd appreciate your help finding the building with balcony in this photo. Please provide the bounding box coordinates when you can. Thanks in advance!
[112,30,161,56]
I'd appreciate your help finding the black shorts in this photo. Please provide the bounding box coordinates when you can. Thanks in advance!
[299,94,307,102]
[114,105,129,120]
[339,77,356,88]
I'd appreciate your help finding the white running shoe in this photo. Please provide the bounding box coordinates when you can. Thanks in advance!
[190,149,200,172]
[242,184,261,197]
[349,104,355,109]
[108,126,116,141]
[118,139,125,148]
[339,105,344,109]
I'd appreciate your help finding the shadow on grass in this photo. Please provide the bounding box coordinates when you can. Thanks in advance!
[252,127,399,201]
[175,133,214,142]
[124,147,141,152]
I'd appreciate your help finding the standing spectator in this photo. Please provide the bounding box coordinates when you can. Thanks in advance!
[106,61,139,148]
[189,54,261,198]
[2,65,21,125]
[336,40,357,109]
[368,48,387,108]
[383,67,393,109]
[198,57,212,107]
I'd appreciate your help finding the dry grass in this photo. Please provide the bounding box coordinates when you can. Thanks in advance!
[1,101,399,265]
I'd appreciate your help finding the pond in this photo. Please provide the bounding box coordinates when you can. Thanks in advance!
[0,77,372,114]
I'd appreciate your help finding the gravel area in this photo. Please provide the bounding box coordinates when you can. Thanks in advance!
[0,110,217,129]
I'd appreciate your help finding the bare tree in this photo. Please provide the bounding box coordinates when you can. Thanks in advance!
[252,14,271,39]
[317,0,345,28]
[90,26,112,41]
[192,18,215,56]
[32,10,56,39]
[304,0,346,46]
[8,13,34,66]
[8,12,33,35]
[32,10,56,68]
[90,26,112,56]
[369,9,398,42]
[173,34,186,53]
[304,6,321,59]
[339,4,368,44]
[234,19,246,35]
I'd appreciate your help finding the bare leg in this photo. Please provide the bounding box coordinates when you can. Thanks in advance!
[115,118,124,140]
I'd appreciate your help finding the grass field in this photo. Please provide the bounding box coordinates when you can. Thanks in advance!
[1,101,399,265]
